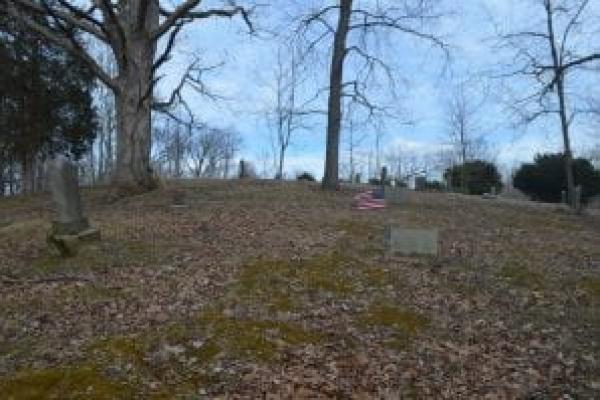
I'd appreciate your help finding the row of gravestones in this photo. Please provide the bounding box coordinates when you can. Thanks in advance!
[45,159,431,258]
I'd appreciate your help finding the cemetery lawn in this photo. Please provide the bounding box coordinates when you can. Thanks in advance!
[1,180,599,399]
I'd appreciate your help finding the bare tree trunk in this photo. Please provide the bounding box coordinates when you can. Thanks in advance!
[278,145,285,179]
[112,4,158,189]
[114,86,153,187]
[8,159,15,195]
[19,151,35,194]
[545,0,575,207]
[322,0,352,190]
[105,0,160,189]
[460,127,467,194]
[556,76,575,206]
[0,154,5,196]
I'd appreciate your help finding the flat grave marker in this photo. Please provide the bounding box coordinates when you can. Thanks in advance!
[385,188,409,205]
[385,225,439,257]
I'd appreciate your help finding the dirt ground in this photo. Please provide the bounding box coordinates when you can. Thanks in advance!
[1,180,599,399]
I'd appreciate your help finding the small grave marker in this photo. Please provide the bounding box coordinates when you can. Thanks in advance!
[385,188,408,205]
[385,225,439,257]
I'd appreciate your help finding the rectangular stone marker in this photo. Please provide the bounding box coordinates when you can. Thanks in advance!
[385,226,439,256]
[385,188,408,205]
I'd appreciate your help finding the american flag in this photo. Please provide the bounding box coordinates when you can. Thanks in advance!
[353,188,386,210]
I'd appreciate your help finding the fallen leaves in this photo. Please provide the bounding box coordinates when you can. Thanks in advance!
[1,181,600,398]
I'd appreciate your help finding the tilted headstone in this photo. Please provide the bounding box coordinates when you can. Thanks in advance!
[385,225,439,257]
[47,155,99,256]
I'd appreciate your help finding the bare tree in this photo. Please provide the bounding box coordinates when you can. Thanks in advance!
[445,81,487,192]
[384,145,403,183]
[3,0,254,190]
[267,43,306,180]
[344,117,368,182]
[498,0,600,207]
[187,125,241,178]
[298,0,447,190]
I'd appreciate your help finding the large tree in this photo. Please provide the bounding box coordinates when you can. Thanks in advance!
[2,0,253,190]
[299,0,447,190]
[0,14,97,193]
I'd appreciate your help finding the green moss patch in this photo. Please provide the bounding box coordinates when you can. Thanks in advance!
[198,310,324,362]
[237,253,360,312]
[358,305,429,350]
[581,278,600,300]
[335,219,379,238]
[499,264,545,290]
[0,365,133,400]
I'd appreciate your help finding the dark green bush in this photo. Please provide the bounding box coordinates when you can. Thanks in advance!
[513,153,600,203]
[444,160,502,195]
[296,172,316,182]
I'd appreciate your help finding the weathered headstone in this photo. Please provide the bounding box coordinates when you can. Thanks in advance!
[561,190,568,205]
[385,225,439,256]
[47,156,99,256]
[238,160,256,179]
[380,166,388,185]
[169,188,188,208]
[385,188,408,205]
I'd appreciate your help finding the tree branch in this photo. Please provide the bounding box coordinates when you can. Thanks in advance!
[153,1,254,40]
[10,0,108,41]
[5,1,118,92]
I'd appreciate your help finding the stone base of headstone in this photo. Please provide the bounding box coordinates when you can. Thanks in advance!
[51,218,91,235]
[47,221,100,257]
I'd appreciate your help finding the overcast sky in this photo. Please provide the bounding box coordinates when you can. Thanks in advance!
[152,0,600,179]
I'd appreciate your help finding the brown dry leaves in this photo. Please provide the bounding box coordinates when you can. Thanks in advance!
[0,181,599,398]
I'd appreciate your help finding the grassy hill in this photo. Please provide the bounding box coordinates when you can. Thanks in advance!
[1,180,599,398]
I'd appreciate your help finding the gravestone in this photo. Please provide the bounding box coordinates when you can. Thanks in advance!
[385,225,439,256]
[238,160,256,179]
[47,156,99,256]
[380,166,388,185]
[385,188,408,205]
[169,188,188,208]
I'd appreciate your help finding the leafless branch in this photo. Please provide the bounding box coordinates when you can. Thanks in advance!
[153,1,254,39]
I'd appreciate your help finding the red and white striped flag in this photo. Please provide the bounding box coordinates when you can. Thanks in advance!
[353,189,386,210]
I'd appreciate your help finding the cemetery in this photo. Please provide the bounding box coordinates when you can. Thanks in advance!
[1,179,599,398]
[2,0,600,398]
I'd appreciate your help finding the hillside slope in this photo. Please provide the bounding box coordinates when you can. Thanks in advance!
[1,181,599,398]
